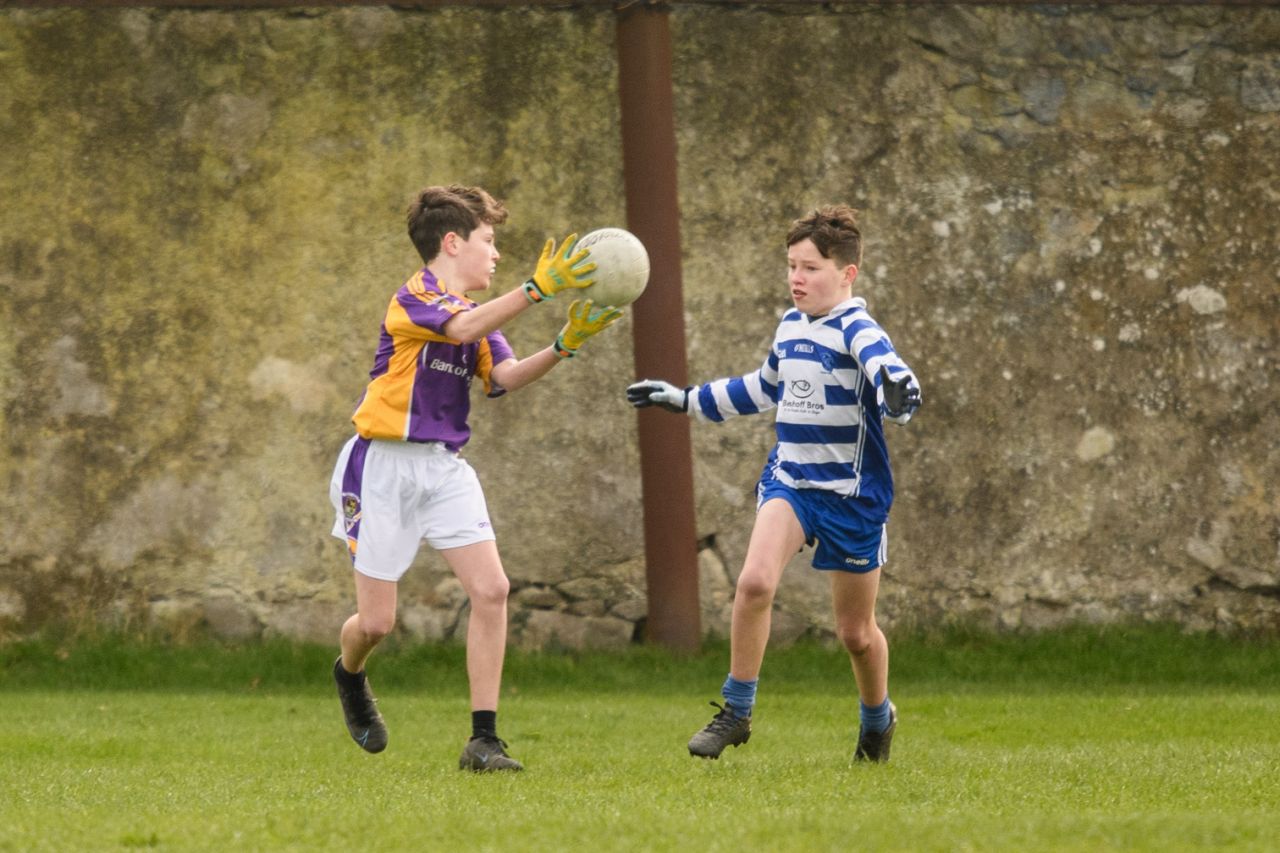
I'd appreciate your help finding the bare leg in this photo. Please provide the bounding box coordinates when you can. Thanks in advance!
[339,571,398,674]
[728,498,808,681]
[830,568,888,705]
[440,540,511,711]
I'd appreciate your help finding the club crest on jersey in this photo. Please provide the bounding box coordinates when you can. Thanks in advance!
[789,379,816,399]
[781,378,825,415]
[820,351,836,373]
[342,493,362,533]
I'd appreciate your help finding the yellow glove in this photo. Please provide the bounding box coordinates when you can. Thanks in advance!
[521,234,597,303]
[554,300,623,359]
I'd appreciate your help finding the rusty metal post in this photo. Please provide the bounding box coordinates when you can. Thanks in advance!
[615,2,700,653]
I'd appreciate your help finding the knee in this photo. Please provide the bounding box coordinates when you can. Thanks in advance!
[734,569,777,607]
[468,574,511,612]
[837,621,878,657]
[359,612,396,643]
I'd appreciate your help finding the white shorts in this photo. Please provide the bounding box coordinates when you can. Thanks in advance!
[329,436,496,582]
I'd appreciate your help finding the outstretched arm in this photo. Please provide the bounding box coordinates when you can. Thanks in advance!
[431,234,597,344]
[492,299,623,392]
[628,328,781,421]
[627,369,777,422]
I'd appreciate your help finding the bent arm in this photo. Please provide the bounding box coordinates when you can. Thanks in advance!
[489,349,562,393]
[844,317,921,424]
[441,288,532,344]
[856,342,920,424]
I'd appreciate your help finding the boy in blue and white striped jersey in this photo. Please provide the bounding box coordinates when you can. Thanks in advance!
[627,204,921,763]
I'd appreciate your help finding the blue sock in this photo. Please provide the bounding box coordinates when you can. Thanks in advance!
[721,674,757,719]
[860,697,892,734]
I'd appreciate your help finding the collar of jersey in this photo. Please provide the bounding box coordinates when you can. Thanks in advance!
[418,268,473,304]
[803,295,866,323]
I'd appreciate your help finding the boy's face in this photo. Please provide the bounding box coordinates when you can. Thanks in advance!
[787,238,856,316]
[451,223,500,293]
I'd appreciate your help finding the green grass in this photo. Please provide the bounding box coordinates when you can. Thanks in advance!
[2,626,1279,851]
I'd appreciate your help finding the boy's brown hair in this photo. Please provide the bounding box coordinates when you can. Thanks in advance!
[406,184,509,263]
[786,204,863,269]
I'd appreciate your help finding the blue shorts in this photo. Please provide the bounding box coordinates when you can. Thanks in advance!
[757,477,887,573]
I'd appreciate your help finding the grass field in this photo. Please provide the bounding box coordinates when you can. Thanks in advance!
[2,626,1278,851]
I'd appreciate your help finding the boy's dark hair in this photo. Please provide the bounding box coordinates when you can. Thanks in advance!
[406,184,509,263]
[786,204,863,269]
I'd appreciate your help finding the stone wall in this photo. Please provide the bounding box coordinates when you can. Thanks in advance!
[1,5,1277,649]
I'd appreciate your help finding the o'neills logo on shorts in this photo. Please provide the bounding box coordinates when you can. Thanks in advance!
[342,493,362,532]
[845,556,870,567]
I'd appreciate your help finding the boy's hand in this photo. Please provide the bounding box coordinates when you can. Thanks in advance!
[879,365,921,417]
[554,299,623,359]
[626,379,689,413]
[522,234,597,303]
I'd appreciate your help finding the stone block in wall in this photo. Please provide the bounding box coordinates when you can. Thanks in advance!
[777,552,838,637]
[557,577,618,605]
[609,597,648,623]
[262,600,350,646]
[515,609,633,652]
[567,599,608,618]
[431,577,468,611]
[0,587,26,635]
[513,585,565,610]
[399,603,456,643]
[698,547,733,626]
[146,599,205,644]
[201,594,262,641]
[767,607,811,647]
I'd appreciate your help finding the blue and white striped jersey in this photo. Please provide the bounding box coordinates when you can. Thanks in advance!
[688,296,919,518]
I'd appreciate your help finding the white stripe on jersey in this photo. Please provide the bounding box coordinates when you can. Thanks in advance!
[688,297,918,506]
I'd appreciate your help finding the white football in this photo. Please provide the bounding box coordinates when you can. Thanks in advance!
[573,228,650,307]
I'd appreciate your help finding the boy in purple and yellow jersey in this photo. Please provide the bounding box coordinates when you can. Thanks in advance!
[329,184,621,771]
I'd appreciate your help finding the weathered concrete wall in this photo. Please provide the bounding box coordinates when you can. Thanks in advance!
[1,5,1277,648]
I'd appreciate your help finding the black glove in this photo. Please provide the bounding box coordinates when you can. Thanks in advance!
[879,366,921,417]
[626,380,689,413]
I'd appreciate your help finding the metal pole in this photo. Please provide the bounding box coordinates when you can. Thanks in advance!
[615,1,701,652]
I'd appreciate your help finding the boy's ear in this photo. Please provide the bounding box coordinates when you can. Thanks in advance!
[843,264,859,286]
[441,231,459,256]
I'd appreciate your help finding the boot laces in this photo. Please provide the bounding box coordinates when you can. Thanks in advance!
[705,701,742,733]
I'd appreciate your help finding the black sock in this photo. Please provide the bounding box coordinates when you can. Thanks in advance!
[334,659,366,688]
[471,710,497,740]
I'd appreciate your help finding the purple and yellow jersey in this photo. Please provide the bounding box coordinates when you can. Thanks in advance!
[351,269,515,450]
